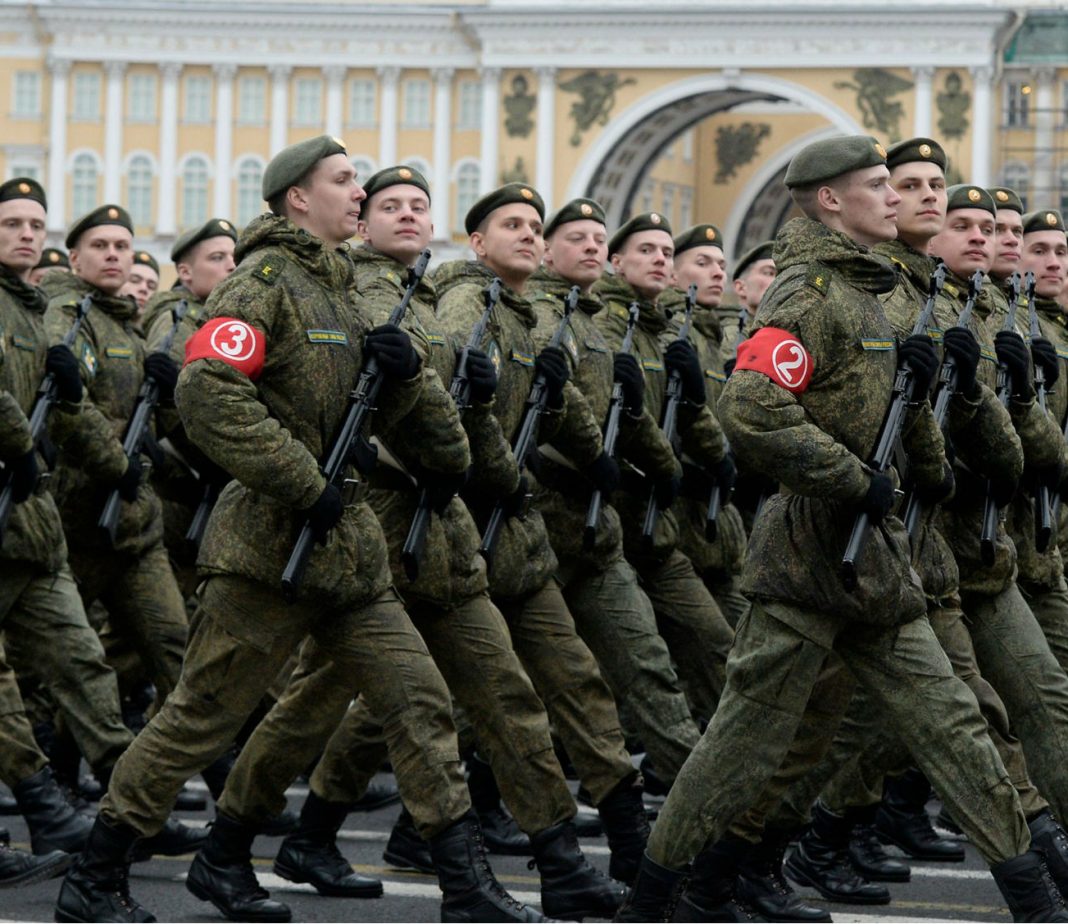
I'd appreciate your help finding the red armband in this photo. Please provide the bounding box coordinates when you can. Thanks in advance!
[734,326,813,394]
[184,318,265,381]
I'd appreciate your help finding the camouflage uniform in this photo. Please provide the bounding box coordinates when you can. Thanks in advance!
[98,215,470,839]
[645,218,1027,870]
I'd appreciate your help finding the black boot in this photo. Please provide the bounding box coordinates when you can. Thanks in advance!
[0,788,18,816]
[614,851,687,922]
[351,778,401,812]
[185,812,291,922]
[991,849,1068,922]
[530,820,625,919]
[12,766,94,855]
[469,753,532,856]
[429,810,546,922]
[783,803,890,905]
[846,805,910,883]
[273,791,383,897]
[130,815,208,862]
[639,755,670,798]
[174,785,208,812]
[0,838,71,889]
[383,805,434,873]
[200,747,297,836]
[1027,810,1068,902]
[736,827,830,921]
[874,768,965,861]
[54,816,155,923]
[597,777,651,886]
[674,836,762,921]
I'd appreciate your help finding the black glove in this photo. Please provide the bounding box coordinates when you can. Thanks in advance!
[664,340,706,404]
[613,353,644,412]
[942,327,980,398]
[991,476,1018,509]
[503,475,530,518]
[713,452,737,495]
[46,344,82,403]
[301,483,343,545]
[914,461,956,506]
[8,449,38,503]
[144,352,179,405]
[366,324,421,379]
[897,334,938,402]
[860,472,895,525]
[417,466,470,515]
[535,346,569,408]
[653,471,681,508]
[465,349,498,404]
[585,451,620,495]
[994,331,1034,399]
[1024,462,1063,494]
[1031,337,1061,389]
[116,456,143,503]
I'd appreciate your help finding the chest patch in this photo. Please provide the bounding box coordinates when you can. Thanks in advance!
[735,326,813,394]
[486,340,502,374]
[641,358,664,372]
[306,329,348,345]
[859,339,894,351]
[706,369,726,382]
[105,346,134,359]
[562,326,579,363]
[509,349,535,367]
[979,346,997,364]
[11,334,35,352]
[425,332,446,347]
[80,342,97,377]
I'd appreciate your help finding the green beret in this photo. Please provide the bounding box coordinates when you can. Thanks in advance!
[544,198,606,238]
[784,135,888,189]
[946,184,996,216]
[0,177,46,210]
[35,247,69,271]
[132,250,159,276]
[361,165,431,207]
[674,224,725,256]
[885,137,947,172]
[989,187,1025,214]
[1022,209,1067,235]
[608,211,673,256]
[65,204,133,249]
[262,134,347,202]
[464,183,545,235]
[732,240,776,281]
[171,217,238,263]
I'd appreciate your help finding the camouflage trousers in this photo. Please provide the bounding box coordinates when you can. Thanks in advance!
[219,591,576,837]
[1020,576,1068,678]
[703,571,751,631]
[0,639,47,786]
[646,602,1029,869]
[101,574,469,839]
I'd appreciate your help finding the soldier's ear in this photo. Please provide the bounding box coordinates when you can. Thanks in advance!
[610,251,623,272]
[816,183,841,215]
[286,184,310,217]
[356,219,370,241]
[469,231,486,259]
[732,277,746,300]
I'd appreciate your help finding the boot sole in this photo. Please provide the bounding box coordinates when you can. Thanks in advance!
[873,829,965,862]
[784,862,891,905]
[0,852,73,890]
[186,876,292,922]
[382,847,434,875]
[272,859,384,898]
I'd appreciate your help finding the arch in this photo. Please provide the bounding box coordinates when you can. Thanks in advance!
[176,151,215,179]
[121,149,158,174]
[351,154,377,180]
[66,147,102,172]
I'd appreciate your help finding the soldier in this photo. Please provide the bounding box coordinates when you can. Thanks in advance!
[54,136,541,924]
[120,250,159,330]
[27,247,70,288]
[619,135,1063,923]
[731,240,776,334]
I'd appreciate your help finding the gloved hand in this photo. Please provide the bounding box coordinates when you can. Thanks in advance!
[914,461,956,505]
[301,483,343,544]
[502,475,530,518]
[860,472,895,525]
[1024,462,1063,494]
[942,327,980,398]
[144,352,180,405]
[417,466,470,515]
[116,456,143,503]
[653,471,681,508]
[1031,337,1061,389]
[46,344,82,403]
[465,349,498,404]
[664,340,706,404]
[897,334,938,402]
[585,451,620,495]
[713,452,737,495]
[535,346,569,408]
[991,476,1018,509]
[9,449,38,503]
[613,353,644,412]
[366,324,421,379]
[994,331,1034,399]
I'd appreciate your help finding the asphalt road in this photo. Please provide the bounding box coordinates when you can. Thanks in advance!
[0,773,1010,923]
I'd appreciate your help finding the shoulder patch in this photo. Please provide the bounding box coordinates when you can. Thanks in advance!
[979,346,997,364]
[185,317,266,381]
[735,326,813,394]
[611,304,631,320]
[79,341,97,378]
[253,258,281,286]
[942,281,959,299]
[306,329,348,345]
[706,369,727,382]
[425,332,446,347]
[805,265,830,296]
[1056,347,1068,361]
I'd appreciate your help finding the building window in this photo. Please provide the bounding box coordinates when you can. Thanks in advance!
[13,72,40,117]
[1062,80,1068,128]
[403,157,431,182]
[1059,163,1068,216]
[238,76,265,124]
[236,157,263,228]
[294,77,322,126]
[1005,79,1031,129]
[351,157,375,182]
[8,163,39,182]
[181,156,209,228]
[128,74,157,121]
[679,188,694,229]
[402,79,430,128]
[640,179,654,213]
[348,79,375,128]
[72,153,99,218]
[457,81,481,130]
[661,184,676,223]
[456,162,480,231]
[681,129,695,164]
[1002,162,1030,210]
[127,155,154,227]
[73,72,101,120]
[184,75,212,123]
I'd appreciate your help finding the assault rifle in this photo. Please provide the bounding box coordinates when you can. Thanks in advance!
[1025,272,1053,553]
[185,474,219,552]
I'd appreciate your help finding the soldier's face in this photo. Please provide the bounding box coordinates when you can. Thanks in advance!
[70,225,133,295]
[470,204,544,290]
[991,211,1024,279]
[120,264,159,312]
[733,259,777,312]
[543,219,607,290]
[831,166,901,247]
[178,236,236,301]
[889,162,946,247]
[1020,231,1068,300]
[290,154,366,247]
[0,199,46,279]
[358,185,433,265]
[674,245,727,308]
[611,230,674,300]
[928,208,995,277]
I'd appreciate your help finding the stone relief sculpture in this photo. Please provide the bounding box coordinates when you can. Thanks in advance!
[559,71,637,146]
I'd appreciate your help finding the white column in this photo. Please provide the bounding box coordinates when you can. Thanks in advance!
[157,63,181,235]
[970,66,994,187]
[911,66,934,137]
[478,67,501,194]
[103,61,126,203]
[213,64,236,218]
[46,57,70,232]
[269,65,291,156]
[1033,67,1056,202]
[535,66,556,211]
[431,67,453,238]
[377,66,400,166]
[324,66,345,138]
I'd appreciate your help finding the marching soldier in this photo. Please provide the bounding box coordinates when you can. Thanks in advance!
[120,250,159,330]
[27,247,70,288]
